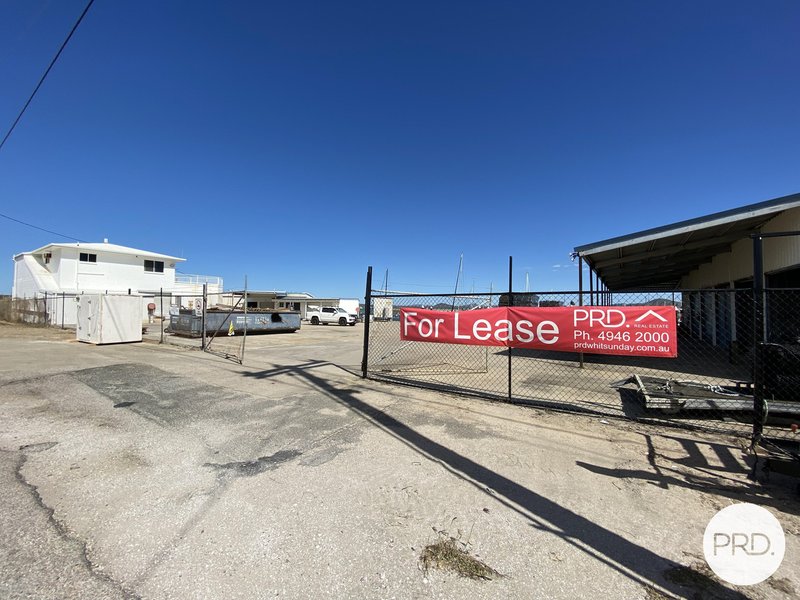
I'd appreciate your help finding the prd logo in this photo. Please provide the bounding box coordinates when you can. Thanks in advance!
[703,503,785,585]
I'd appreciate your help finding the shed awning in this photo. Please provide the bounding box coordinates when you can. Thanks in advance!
[574,193,800,290]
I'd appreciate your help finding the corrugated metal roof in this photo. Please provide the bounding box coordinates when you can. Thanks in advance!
[574,192,800,290]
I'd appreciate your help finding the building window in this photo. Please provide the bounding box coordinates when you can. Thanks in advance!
[79,253,97,263]
[144,260,164,273]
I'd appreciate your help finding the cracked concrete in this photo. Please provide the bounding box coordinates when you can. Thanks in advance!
[205,449,303,477]
[1,446,138,599]
[0,322,798,599]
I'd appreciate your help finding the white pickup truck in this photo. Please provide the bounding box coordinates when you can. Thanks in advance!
[307,306,357,326]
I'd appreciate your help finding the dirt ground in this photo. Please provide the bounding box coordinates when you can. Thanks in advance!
[0,322,798,599]
[0,320,75,339]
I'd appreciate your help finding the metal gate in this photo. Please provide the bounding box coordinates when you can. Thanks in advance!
[361,266,800,452]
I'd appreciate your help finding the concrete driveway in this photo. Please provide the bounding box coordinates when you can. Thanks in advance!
[0,323,797,599]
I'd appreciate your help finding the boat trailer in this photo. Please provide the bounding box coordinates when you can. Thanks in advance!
[612,374,800,492]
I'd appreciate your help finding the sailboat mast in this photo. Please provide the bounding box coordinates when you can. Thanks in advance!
[451,254,463,311]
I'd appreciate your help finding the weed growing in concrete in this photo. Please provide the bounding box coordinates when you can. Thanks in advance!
[420,534,500,580]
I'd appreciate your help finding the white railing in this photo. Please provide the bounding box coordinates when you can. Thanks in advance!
[175,274,223,287]
[173,274,224,298]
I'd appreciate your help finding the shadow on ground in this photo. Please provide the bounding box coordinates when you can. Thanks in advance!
[243,360,751,599]
[577,431,800,517]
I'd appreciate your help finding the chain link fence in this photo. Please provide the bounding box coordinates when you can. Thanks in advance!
[755,289,800,448]
[2,290,202,345]
[1,292,78,327]
[364,287,800,446]
[368,293,497,396]
[2,286,259,361]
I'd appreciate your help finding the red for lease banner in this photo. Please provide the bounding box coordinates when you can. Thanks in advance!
[399,306,677,358]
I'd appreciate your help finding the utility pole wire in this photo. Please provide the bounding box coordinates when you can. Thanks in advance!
[0,0,96,154]
[0,211,83,242]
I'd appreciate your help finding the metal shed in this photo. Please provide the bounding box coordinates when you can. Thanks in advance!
[574,192,800,291]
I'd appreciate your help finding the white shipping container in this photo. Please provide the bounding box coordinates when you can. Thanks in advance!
[76,294,143,344]
[373,297,393,321]
[338,298,360,315]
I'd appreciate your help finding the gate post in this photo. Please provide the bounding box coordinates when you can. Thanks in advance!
[361,266,373,378]
[578,256,584,369]
[508,256,513,402]
[752,235,765,443]
[160,287,164,344]
[201,283,207,350]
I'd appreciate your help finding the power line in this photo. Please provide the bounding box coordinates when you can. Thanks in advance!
[0,211,83,242]
[0,0,96,154]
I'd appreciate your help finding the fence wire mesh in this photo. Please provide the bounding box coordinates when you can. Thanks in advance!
[369,294,497,396]
[759,289,800,446]
[3,290,203,347]
[1,293,76,327]
[365,289,800,444]
[4,287,257,358]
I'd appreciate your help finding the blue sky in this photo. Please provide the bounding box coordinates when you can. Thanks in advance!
[1,1,798,298]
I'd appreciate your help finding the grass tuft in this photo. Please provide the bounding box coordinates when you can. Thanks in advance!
[420,536,500,580]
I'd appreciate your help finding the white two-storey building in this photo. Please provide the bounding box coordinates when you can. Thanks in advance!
[12,240,222,325]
